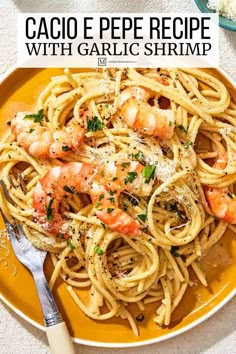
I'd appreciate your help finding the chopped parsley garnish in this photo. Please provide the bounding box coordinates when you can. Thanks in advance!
[67,239,75,250]
[94,246,105,255]
[107,197,115,204]
[137,214,147,222]
[184,141,193,149]
[107,208,114,214]
[95,202,101,208]
[169,121,173,127]
[112,177,118,181]
[178,125,187,133]
[46,198,54,220]
[124,171,138,184]
[58,232,65,239]
[29,128,35,133]
[121,162,130,170]
[24,109,44,123]
[108,189,116,195]
[227,192,234,199]
[132,151,145,161]
[62,145,72,152]
[170,246,180,257]
[63,185,74,194]
[86,116,104,132]
[142,164,156,183]
[100,170,105,177]
[99,194,104,201]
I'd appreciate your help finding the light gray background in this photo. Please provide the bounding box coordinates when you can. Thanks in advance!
[0,1,235,353]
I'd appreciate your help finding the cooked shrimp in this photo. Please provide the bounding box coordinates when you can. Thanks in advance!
[90,160,153,236]
[119,86,175,139]
[33,162,96,235]
[33,161,153,236]
[11,111,85,158]
[205,153,236,223]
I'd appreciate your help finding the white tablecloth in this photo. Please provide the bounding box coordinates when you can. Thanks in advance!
[0,1,235,353]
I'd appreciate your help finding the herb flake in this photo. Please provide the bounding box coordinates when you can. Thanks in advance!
[63,185,74,194]
[124,171,138,184]
[178,125,187,134]
[137,214,147,222]
[67,239,75,250]
[24,109,44,123]
[86,116,104,132]
[62,145,72,152]
[184,141,193,149]
[46,198,54,221]
[107,208,114,214]
[132,151,144,161]
[170,246,180,257]
[94,246,105,255]
[121,162,130,168]
[142,164,156,183]
[108,189,116,196]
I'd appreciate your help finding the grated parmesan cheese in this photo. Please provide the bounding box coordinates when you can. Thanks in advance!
[207,0,236,22]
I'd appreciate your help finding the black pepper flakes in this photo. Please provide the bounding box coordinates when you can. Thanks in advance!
[136,314,144,322]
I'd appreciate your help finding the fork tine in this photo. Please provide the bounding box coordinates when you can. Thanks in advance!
[0,208,17,241]
[0,180,28,241]
[0,179,16,206]
[15,223,26,239]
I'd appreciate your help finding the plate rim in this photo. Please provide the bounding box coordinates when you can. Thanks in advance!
[0,65,235,348]
[1,288,235,347]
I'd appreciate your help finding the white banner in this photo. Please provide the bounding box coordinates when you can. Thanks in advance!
[17,13,219,68]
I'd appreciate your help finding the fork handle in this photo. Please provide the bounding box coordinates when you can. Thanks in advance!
[46,322,76,354]
[33,273,75,354]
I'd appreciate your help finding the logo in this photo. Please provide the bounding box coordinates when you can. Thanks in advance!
[98,58,107,66]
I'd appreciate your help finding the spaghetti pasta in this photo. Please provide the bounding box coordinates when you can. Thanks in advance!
[0,67,235,336]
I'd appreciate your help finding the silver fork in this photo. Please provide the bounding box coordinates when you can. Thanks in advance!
[0,180,75,354]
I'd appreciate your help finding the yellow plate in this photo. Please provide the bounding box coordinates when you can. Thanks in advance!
[0,67,235,347]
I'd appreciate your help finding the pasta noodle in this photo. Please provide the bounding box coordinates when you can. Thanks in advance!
[0,67,235,336]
